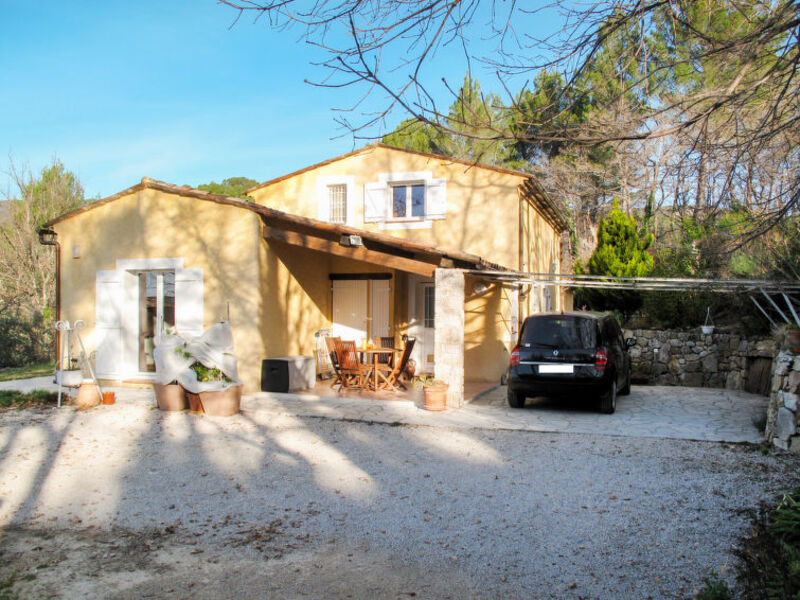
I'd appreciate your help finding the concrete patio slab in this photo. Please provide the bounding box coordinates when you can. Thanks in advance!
[1,377,768,443]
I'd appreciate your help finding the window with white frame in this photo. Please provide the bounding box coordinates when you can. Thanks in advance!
[328,184,347,224]
[364,171,446,229]
[316,176,354,224]
[392,183,425,219]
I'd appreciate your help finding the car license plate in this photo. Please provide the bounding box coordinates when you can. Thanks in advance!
[539,364,574,374]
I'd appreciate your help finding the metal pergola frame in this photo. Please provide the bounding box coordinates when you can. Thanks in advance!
[463,269,800,327]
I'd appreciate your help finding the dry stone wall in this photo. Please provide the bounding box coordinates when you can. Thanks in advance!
[622,329,776,390]
[765,352,800,451]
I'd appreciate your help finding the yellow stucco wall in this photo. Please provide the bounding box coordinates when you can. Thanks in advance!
[249,145,569,382]
[463,276,516,380]
[521,195,564,318]
[258,241,397,358]
[52,145,569,391]
[53,188,266,392]
[249,145,524,270]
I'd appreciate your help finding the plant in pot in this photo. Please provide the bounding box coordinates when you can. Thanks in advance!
[55,356,83,387]
[787,323,800,354]
[184,360,242,417]
[151,332,191,411]
[415,375,449,411]
[153,379,188,411]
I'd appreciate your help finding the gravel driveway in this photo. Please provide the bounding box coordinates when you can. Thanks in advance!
[1,400,798,599]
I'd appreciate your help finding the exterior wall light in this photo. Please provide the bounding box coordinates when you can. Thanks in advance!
[38,229,57,245]
[472,281,490,296]
[339,234,363,247]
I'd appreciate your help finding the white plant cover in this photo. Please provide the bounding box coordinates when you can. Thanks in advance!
[153,322,241,393]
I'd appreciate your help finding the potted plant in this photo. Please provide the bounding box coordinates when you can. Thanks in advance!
[153,380,187,411]
[55,356,83,387]
[787,323,800,353]
[700,306,715,335]
[416,376,449,411]
[184,361,242,417]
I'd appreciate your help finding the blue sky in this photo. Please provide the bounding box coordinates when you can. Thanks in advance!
[0,1,558,199]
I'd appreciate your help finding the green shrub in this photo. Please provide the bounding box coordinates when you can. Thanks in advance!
[695,571,733,600]
[733,488,800,599]
[0,390,58,410]
[575,199,654,317]
[698,488,800,599]
[0,313,53,368]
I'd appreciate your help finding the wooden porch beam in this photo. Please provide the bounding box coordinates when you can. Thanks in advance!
[262,224,437,277]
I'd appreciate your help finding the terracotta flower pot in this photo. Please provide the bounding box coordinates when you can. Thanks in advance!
[423,384,448,411]
[184,390,204,413]
[153,383,188,411]
[75,380,103,409]
[197,385,242,417]
[789,328,800,353]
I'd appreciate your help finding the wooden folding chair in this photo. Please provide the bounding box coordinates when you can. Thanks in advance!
[335,340,371,389]
[374,337,416,391]
[325,336,343,388]
[376,336,396,368]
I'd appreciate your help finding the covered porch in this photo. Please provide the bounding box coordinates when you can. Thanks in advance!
[257,207,514,407]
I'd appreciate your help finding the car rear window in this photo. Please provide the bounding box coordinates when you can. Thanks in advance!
[521,316,598,349]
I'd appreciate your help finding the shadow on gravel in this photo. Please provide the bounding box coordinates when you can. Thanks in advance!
[0,392,795,599]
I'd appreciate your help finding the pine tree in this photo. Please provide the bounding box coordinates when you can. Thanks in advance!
[588,199,654,277]
[577,199,654,316]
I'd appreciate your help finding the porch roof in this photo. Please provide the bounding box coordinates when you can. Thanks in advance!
[43,177,510,277]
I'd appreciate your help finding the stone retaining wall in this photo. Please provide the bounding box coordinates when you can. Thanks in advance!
[623,328,776,390]
[765,352,800,451]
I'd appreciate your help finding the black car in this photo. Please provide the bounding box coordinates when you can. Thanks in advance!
[507,311,635,414]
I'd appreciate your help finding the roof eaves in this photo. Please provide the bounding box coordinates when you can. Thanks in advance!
[246,142,538,196]
[44,176,510,273]
[245,145,376,194]
[521,178,569,233]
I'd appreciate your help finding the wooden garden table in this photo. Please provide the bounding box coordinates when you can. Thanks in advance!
[360,347,400,391]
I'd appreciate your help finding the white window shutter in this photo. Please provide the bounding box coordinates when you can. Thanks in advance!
[345,181,355,225]
[426,178,447,219]
[175,268,204,338]
[371,280,391,338]
[95,270,122,378]
[316,181,330,222]
[364,182,386,222]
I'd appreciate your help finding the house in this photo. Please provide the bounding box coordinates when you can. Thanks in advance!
[40,143,570,406]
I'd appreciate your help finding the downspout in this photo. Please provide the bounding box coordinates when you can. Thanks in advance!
[518,187,526,324]
[38,228,61,363]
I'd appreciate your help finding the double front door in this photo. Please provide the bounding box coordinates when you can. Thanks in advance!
[331,278,390,346]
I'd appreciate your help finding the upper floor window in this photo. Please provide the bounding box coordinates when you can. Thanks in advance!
[364,171,446,229]
[392,184,425,219]
[316,176,354,225]
[329,184,347,224]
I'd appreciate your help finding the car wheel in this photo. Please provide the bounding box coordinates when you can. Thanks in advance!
[599,379,617,414]
[619,369,631,396]
[507,388,525,409]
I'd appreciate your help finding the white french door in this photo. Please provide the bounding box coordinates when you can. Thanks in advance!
[331,278,391,345]
[137,271,175,372]
[331,280,368,344]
